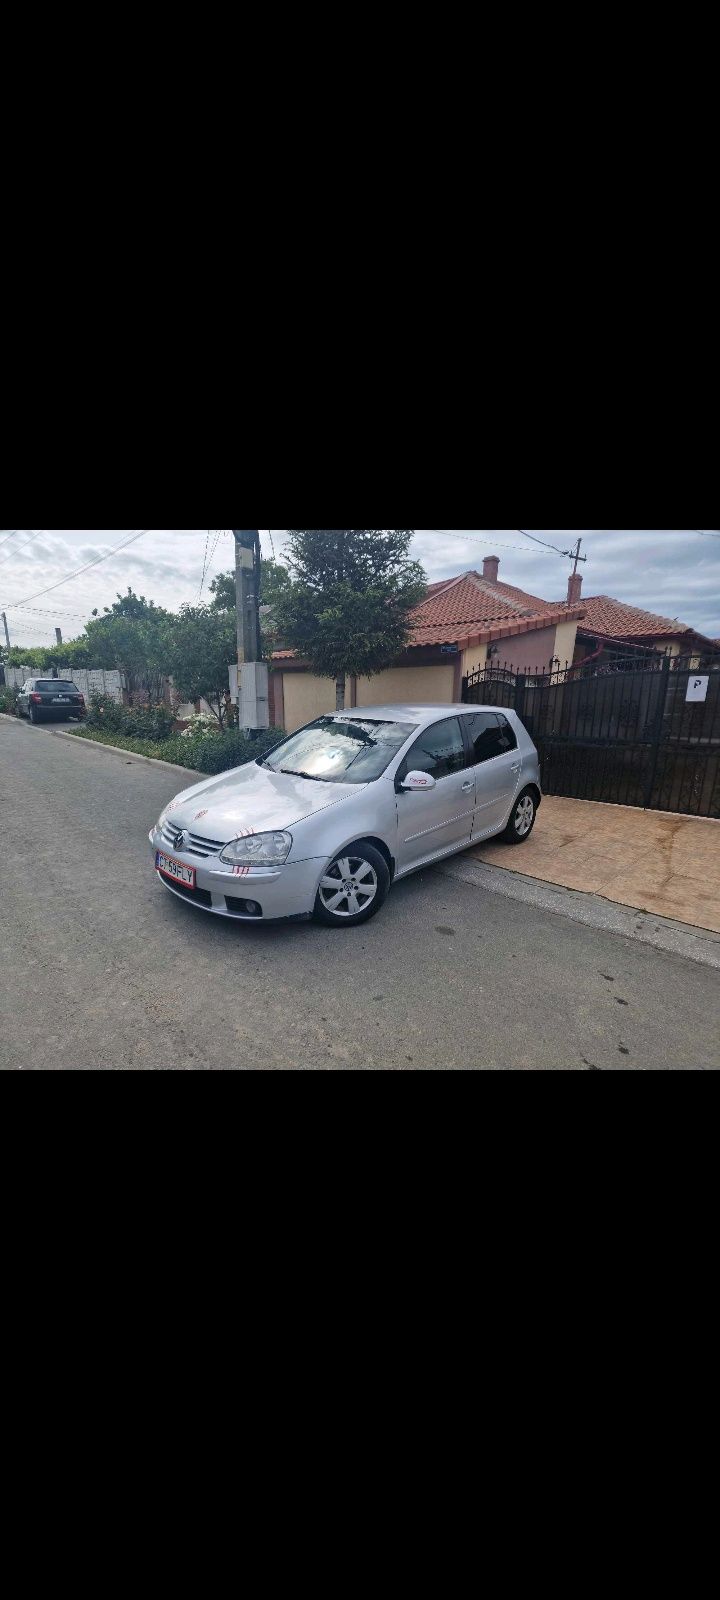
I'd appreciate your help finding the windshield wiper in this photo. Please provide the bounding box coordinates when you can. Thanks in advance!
[277,767,326,781]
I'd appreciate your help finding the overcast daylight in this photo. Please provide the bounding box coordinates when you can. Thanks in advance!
[0,529,718,646]
[3,526,719,1072]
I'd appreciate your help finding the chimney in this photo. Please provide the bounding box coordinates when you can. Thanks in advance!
[567,573,583,606]
[483,555,500,584]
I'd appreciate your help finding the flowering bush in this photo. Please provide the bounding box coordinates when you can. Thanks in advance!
[180,713,222,740]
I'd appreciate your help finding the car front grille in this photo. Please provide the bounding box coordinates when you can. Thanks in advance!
[161,822,225,859]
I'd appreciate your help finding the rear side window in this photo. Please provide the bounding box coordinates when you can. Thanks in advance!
[398,717,466,781]
[465,712,517,764]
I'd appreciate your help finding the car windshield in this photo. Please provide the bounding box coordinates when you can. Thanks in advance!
[262,716,416,784]
[35,681,79,693]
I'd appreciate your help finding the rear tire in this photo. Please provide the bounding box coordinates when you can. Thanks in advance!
[502,788,537,844]
[314,843,390,928]
[29,705,40,725]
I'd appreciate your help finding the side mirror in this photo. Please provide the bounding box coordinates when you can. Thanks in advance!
[400,770,436,792]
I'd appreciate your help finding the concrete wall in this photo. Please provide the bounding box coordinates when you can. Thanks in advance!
[355,663,455,708]
[3,666,125,704]
[282,672,337,732]
[277,662,456,732]
[553,619,580,670]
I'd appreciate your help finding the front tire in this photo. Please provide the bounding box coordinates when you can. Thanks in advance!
[502,788,537,844]
[314,843,390,928]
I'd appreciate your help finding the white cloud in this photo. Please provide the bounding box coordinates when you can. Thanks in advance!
[1,529,718,646]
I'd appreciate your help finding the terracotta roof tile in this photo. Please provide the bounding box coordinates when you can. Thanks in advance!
[579,596,698,640]
[408,571,582,647]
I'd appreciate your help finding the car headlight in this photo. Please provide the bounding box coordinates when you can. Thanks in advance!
[219,831,292,866]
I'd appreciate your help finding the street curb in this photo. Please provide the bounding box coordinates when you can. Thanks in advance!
[0,715,201,778]
[438,857,720,971]
[53,728,203,777]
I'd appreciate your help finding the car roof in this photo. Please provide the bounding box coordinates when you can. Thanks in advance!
[337,703,515,722]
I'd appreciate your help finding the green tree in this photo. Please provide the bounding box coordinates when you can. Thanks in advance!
[209,558,292,613]
[84,590,173,699]
[274,531,426,710]
[165,605,237,728]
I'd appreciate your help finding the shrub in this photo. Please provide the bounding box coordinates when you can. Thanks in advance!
[184,726,284,775]
[0,686,19,715]
[68,724,285,776]
[85,695,175,741]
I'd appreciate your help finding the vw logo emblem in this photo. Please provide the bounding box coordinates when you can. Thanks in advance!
[174,829,190,852]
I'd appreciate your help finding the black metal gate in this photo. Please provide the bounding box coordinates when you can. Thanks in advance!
[463,655,720,819]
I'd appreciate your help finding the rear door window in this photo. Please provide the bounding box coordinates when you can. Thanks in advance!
[465,712,517,764]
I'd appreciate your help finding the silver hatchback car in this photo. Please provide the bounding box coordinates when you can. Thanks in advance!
[149,703,542,928]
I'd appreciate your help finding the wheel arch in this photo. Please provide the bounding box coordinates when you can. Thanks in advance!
[317,834,395,887]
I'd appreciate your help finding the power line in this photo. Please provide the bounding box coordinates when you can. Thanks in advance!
[198,530,211,601]
[206,527,224,575]
[518,529,577,557]
[5,602,91,620]
[425,530,556,555]
[0,529,19,551]
[0,528,48,566]
[0,529,149,610]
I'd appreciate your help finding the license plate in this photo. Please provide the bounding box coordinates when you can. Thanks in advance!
[53,697,69,703]
[156,850,196,888]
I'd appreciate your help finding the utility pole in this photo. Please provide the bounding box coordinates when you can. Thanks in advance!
[1,612,10,650]
[233,530,261,663]
[571,537,586,575]
[232,530,268,731]
[55,628,62,647]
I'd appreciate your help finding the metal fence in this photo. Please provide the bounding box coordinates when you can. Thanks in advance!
[463,653,720,818]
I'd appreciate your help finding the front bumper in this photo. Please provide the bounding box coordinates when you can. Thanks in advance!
[148,828,322,922]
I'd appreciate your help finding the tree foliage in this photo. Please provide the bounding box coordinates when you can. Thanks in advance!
[209,559,292,613]
[274,531,426,708]
[164,605,237,727]
[83,589,173,698]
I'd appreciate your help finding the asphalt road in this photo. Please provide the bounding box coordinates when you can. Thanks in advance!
[1,716,718,1070]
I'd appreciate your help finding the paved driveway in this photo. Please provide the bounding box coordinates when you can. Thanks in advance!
[472,795,720,933]
[1,717,718,1070]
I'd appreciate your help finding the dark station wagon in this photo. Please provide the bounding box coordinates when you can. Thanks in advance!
[17,679,87,723]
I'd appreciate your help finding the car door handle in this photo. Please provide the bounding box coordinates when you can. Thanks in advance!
[511,763,521,773]
[461,780,474,791]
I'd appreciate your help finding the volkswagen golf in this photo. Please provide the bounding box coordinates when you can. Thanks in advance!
[149,704,541,928]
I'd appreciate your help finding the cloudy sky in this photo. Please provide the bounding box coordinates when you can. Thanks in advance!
[1,529,718,646]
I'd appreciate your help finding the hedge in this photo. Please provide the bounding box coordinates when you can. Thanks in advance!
[66,724,285,775]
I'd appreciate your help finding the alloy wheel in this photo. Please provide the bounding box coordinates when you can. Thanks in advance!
[515,796,535,836]
[319,856,378,918]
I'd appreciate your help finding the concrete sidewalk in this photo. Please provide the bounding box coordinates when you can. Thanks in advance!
[471,796,720,935]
